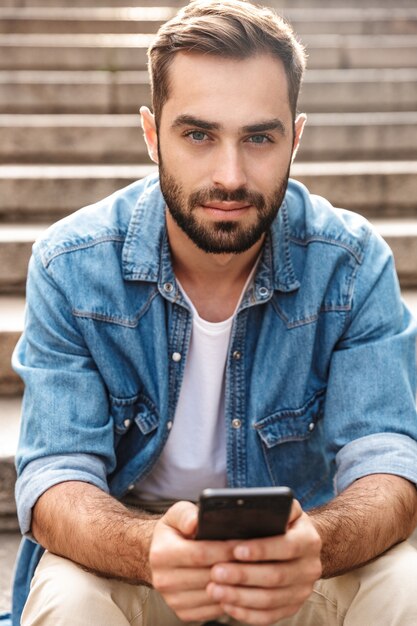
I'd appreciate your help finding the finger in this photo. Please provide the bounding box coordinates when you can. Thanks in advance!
[210,559,319,589]
[162,589,225,622]
[222,602,302,625]
[233,533,299,563]
[171,603,226,624]
[153,567,212,593]
[165,588,220,611]
[233,514,322,563]
[207,580,313,611]
[152,531,238,569]
[152,502,239,569]
[288,499,303,525]
[162,500,199,537]
[184,538,239,567]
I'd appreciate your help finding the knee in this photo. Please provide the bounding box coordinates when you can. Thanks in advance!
[322,542,417,625]
[22,551,116,625]
[373,541,417,593]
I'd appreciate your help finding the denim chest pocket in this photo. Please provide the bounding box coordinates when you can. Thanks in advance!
[254,389,326,446]
[110,393,159,448]
[253,389,331,506]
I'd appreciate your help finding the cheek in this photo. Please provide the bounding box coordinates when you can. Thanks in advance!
[244,146,291,176]
[161,143,198,175]
[165,157,210,193]
[250,170,281,196]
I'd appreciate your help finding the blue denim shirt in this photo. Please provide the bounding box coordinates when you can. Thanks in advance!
[8,174,417,624]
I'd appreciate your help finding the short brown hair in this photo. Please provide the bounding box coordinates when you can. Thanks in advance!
[148,0,306,126]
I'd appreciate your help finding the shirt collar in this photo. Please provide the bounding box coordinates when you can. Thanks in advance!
[268,198,300,292]
[121,175,300,294]
[122,176,165,282]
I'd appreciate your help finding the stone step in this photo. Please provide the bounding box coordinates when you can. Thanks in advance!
[0,532,21,613]
[2,112,417,164]
[1,0,183,6]
[1,68,416,114]
[1,34,417,71]
[0,33,152,71]
[0,299,25,397]
[0,297,24,396]
[374,221,417,288]
[304,35,417,70]
[0,114,146,164]
[1,7,417,36]
[301,112,417,162]
[0,397,19,532]
[0,114,148,165]
[0,398,21,461]
[2,0,416,9]
[302,68,417,113]
[0,223,46,294]
[0,6,175,35]
[0,165,155,223]
[0,162,416,224]
[0,69,150,114]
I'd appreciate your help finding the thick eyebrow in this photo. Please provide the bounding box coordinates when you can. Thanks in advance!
[242,119,287,136]
[171,114,287,136]
[171,115,221,131]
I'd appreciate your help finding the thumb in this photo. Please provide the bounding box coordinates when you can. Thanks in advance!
[163,500,199,538]
[288,499,303,526]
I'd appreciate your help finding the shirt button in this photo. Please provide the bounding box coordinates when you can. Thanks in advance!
[172,352,182,362]
[232,350,241,360]
[308,422,315,432]
[258,286,269,298]
[167,420,173,430]
[123,418,131,428]
[128,484,135,491]
[163,282,174,293]
[232,418,242,429]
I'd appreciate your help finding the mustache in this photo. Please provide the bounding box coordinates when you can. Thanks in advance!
[188,187,266,209]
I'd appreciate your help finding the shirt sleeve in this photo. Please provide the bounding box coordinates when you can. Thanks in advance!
[323,226,417,492]
[15,454,109,537]
[12,248,116,535]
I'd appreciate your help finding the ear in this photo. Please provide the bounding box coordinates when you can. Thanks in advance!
[140,106,159,164]
[291,113,307,163]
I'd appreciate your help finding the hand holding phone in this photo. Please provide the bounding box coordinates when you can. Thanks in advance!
[195,486,293,541]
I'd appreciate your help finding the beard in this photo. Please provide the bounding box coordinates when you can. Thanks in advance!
[159,159,290,255]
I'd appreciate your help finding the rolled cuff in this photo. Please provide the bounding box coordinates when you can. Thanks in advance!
[15,453,109,536]
[335,432,417,494]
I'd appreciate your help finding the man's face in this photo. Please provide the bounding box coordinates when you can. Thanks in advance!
[145,52,304,254]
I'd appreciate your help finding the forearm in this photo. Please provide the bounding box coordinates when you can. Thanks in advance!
[31,480,160,584]
[309,474,417,578]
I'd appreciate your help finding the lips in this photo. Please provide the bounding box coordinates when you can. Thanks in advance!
[201,201,251,211]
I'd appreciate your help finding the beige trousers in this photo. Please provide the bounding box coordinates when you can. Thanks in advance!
[22,541,417,626]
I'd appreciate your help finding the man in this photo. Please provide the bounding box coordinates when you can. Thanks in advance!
[9,0,417,624]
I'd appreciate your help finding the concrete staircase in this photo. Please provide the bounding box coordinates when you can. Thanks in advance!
[1,0,417,610]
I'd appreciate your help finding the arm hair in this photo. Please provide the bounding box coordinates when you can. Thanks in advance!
[309,474,417,578]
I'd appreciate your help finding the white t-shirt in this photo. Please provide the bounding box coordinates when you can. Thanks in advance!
[136,265,257,501]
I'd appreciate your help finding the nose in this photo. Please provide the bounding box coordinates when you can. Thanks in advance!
[211,144,248,191]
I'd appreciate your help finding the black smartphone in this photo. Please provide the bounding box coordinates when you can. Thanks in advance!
[195,486,293,541]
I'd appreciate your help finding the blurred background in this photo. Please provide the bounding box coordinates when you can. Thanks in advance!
[1,0,417,611]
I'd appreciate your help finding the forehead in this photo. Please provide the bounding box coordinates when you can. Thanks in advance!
[160,52,292,128]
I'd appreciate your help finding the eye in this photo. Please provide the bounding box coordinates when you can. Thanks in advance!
[247,134,273,145]
[184,130,209,143]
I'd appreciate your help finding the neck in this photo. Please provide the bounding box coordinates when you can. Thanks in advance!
[166,210,263,322]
